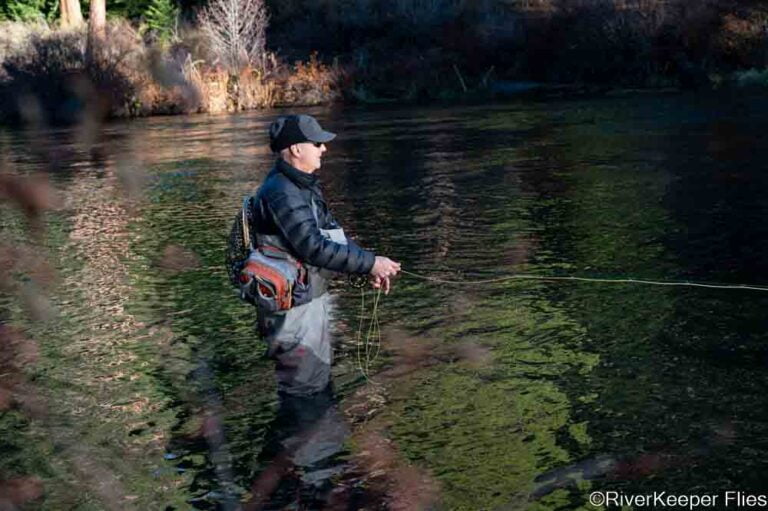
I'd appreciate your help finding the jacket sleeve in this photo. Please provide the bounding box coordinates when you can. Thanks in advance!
[266,191,376,274]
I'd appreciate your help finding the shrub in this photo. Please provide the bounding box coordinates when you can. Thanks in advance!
[0,26,87,123]
[198,0,269,74]
[0,21,50,76]
[87,19,150,114]
[716,10,768,70]
[0,20,149,123]
[274,53,341,106]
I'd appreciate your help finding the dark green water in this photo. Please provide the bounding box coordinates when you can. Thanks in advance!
[3,94,768,510]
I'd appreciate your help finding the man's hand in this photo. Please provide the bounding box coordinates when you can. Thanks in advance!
[369,256,401,294]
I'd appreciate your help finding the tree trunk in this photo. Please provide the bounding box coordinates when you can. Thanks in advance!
[60,0,84,28]
[86,0,106,67]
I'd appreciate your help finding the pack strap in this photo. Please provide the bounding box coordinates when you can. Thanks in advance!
[241,197,253,251]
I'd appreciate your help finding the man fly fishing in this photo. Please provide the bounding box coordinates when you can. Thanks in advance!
[228,114,401,506]
[234,113,401,396]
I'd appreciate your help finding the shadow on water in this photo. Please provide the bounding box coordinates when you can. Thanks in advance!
[4,95,768,509]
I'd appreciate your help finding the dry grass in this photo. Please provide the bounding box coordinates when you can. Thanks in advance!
[274,53,342,106]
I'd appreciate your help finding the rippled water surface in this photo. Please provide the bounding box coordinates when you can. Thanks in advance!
[3,95,768,510]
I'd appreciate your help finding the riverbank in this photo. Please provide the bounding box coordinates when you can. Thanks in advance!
[0,20,342,125]
[4,0,768,125]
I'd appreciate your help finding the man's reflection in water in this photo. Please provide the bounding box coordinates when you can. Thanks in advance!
[244,326,469,510]
[245,384,350,510]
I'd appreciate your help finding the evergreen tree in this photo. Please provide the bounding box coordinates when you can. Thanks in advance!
[108,0,151,20]
[145,0,178,43]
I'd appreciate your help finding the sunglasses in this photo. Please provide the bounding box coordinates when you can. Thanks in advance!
[312,142,324,148]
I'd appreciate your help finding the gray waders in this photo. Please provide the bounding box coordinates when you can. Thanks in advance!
[257,226,348,397]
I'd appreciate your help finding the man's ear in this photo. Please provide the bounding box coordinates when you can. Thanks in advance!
[288,144,301,158]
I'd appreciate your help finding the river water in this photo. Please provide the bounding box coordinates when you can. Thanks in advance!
[3,94,768,510]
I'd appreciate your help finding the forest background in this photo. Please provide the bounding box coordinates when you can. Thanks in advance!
[2,0,768,123]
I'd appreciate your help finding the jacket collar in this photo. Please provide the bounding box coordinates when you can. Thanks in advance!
[275,158,319,190]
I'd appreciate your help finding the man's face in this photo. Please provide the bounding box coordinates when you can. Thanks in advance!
[293,141,327,173]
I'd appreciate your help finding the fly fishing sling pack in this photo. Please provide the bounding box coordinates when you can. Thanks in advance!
[239,246,309,312]
[227,196,310,312]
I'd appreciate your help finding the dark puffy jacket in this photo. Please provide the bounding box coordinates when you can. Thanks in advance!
[250,158,375,275]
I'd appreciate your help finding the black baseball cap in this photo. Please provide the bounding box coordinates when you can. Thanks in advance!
[268,114,336,153]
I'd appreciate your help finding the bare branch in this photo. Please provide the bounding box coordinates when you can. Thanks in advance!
[198,0,268,74]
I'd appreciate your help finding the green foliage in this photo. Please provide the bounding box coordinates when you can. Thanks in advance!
[144,0,178,43]
[108,0,153,19]
[107,0,200,19]
[0,0,58,22]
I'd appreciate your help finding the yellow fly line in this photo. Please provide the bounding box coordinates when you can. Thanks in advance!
[355,286,383,384]
[400,269,768,292]
[352,267,768,381]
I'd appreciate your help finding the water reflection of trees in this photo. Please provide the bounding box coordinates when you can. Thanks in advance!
[532,97,768,500]
[320,107,603,509]
[655,109,768,493]
[0,127,198,508]
[0,114,283,508]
